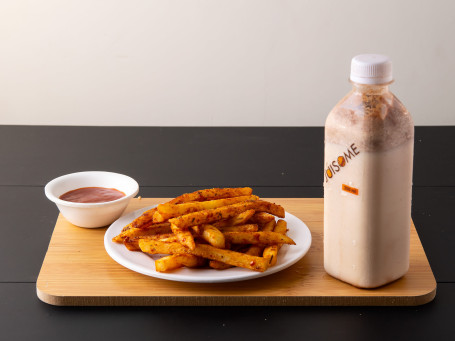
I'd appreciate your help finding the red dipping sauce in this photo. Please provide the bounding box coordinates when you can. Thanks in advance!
[59,187,126,203]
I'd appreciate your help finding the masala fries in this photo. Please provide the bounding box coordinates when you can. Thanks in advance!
[112,187,295,273]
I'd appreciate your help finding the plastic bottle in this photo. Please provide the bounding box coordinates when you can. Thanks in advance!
[323,54,414,288]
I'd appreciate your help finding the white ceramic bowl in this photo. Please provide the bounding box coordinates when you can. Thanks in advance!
[45,171,139,228]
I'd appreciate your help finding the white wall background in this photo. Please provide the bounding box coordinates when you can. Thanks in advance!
[1,0,454,126]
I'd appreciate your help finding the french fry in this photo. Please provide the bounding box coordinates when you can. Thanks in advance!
[168,187,253,204]
[209,260,232,270]
[123,233,176,251]
[123,238,140,251]
[156,235,180,243]
[155,254,205,272]
[212,209,255,228]
[200,224,225,249]
[209,239,265,269]
[121,207,158,231]
[244,220,276,256]
[170,223,196,250]
[217,224,258,233]
[190,225,202,235]
[112,223,171,243]
[263,220,288,266]
[261,220,277,232]
[139,240,269,272]
[272,219,287,235]
[263,245,279,264]
[252,200,285,217]
[152,211,166,223]
[249,212,275,225]
[169,201,284,230]
[223,231,295,245]
[155,195,259,221]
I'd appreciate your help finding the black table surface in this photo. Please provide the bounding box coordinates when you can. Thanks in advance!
[0,125,453,340]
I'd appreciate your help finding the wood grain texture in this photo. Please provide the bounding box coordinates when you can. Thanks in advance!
[36,198,436,306]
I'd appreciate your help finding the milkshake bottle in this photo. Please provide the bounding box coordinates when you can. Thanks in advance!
[323,54,414,288]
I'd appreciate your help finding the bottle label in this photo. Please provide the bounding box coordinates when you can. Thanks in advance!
[342,184,359,195]
[324,143,360,183]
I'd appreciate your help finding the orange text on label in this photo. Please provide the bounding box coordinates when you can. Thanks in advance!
[342,184,359,196]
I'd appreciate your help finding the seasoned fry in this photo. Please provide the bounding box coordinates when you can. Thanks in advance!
[155,235,180,243]
[244,246,262,257]
[244,220,276,256]
[123,233,175,251]
[123,233,174,251]
[263,220,288,266]
[272,219,288,235]
[218,224,258,233]
[261,220,277,232]
[152,211,166,223]
[113,223,171,243]
[169,201,284,230]
[223,231,295,245]
[121,207,158,232]
[170,223,196,250]
[209,260,232,270]
[168,187,253,204]
[249,212,275,225]
[212,209,255,228]
[123,238,140,251]
[253,200,285,217]
[211,239,267,269]
[155,195,259,222]
[155,254,205,272]
[190,225,202,235]
[200,224,225,249]
[139,240,269,272]
[204,243,270,272]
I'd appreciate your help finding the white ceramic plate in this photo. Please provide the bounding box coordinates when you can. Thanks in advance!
[104,206,312,283]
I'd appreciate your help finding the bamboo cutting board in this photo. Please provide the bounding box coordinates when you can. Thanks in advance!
[36,198,436,306]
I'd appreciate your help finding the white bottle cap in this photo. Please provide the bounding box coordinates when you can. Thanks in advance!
[350,54,393,85]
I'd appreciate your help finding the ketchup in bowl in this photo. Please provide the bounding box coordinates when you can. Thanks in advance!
[59,187,126,203]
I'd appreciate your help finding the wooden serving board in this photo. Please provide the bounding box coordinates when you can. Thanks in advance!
[37,198,436,306]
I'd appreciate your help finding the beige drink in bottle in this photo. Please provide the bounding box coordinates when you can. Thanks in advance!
[324,54,414,288]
